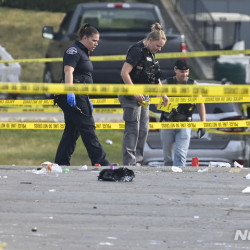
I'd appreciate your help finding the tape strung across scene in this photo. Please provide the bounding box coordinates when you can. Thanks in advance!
[1,96,250,106]
[1,50,250,132]
[0,99,54,105]
[0,107,123,113]
[1,96,249,113]
[200,128,250,135]
[1,83,250,96]
[0,120,250,130]
[0,49,250,63]
[0,107,60,113]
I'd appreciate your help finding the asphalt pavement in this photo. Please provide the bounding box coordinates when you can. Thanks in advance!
[1,165,250,250]
[1,96,250,249]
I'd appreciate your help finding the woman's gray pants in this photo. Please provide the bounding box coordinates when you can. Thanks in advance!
[119,96,149,166]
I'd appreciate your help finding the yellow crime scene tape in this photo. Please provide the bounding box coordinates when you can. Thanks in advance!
[0,106,123,113]
[1,95,249,115]
[0,120,250,130]
[155,49,250,60]
[1,49,250,64]
[0,99,54,105]
[0,108,60,113]
[1,83,250,96]
[201,128,250,135]
[156,96,250,112]
[0,98,120,106]
[1,50,250,133]
[1,96,250,106]
[93,108,123,114]
[0,96,249,113]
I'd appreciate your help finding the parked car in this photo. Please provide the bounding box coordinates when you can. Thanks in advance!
[42,2,186,85]
[143,84,250,167]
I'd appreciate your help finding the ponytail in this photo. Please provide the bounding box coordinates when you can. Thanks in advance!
[78,23,99,39]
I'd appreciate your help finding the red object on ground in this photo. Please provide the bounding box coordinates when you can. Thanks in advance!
[192,157,199,167]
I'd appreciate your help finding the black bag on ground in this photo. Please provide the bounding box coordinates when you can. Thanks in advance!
[98,167,135,182]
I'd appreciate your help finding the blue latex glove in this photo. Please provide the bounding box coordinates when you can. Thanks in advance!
[89,99,94,111]
[67,93,76,107]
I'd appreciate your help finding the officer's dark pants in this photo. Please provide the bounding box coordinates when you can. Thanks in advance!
[55,95,110,166]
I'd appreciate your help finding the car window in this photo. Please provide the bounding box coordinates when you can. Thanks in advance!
[193,103,238,114]
[76,8,158,32]
[59,11,73,36]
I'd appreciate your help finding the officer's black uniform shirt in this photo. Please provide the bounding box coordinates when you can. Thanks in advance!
[126,41,145,68]
[126,41,156,84]
[63,40,93,83]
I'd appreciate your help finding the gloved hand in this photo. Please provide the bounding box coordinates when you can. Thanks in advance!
[67,93,76,107]
[197,128,206,138]
[89,99,94,111]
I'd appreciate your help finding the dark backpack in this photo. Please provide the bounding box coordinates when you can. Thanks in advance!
[98,167,135,182]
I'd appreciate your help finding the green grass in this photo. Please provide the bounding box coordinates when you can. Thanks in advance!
[0,129,123,166]
[0,7,65,83]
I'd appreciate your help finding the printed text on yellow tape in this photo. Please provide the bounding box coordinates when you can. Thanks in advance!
[1,96,250,106]
[0,120,249,130]
[1,83,250,96]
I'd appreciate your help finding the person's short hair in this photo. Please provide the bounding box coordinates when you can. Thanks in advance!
[175,59,189,70]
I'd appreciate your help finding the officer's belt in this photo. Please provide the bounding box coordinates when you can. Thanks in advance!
[163,113,192,122]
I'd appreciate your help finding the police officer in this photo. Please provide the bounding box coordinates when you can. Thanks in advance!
[160,59,206,167]
[119,23,169,166]
[54,23,110,166]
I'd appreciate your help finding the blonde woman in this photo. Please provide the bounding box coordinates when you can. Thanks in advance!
[119,23,169,166]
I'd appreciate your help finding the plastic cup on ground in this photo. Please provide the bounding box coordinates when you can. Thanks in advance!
[192,157,199,167]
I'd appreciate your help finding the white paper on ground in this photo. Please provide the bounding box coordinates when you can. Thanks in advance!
[234,161,244,168]
[171,166,183,173]
[242,187,250,193]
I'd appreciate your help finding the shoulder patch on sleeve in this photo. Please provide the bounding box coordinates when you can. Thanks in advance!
[66,47,78,55]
